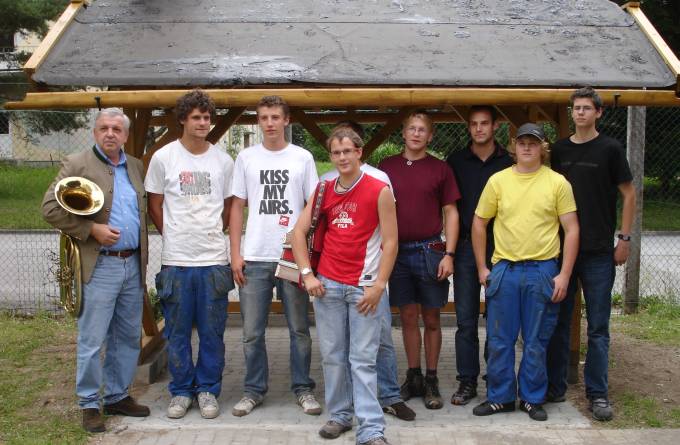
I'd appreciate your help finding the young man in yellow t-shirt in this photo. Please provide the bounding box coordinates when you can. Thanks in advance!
[470,123,579,421]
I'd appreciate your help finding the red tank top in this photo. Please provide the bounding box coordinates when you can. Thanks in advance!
[317,173,388,286]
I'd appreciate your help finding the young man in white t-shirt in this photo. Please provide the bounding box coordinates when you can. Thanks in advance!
[145,90,235,420]
[229,95,321,417]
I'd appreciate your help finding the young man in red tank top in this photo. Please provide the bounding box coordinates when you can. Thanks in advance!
[291,128,398,445]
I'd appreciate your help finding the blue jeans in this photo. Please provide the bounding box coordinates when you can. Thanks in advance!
[156,264,233,397]
[389,237,450,308]
[486,259,560,404]
[453,238,490,384]
[77,253,143,409]
[314,275,385,444]
[547,252,615,399]
[239,261,315,400]
[376,288,401,407]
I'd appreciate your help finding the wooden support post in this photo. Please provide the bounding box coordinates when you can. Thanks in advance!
[143,112,182,170]
[557,104,583,384]
[290,108,328,147]
[207,107,247,144]
[623,106,645,314]
[361,107,415,159]
[132,109,152,158]
[495,106,530,130]
[123,108,138,156]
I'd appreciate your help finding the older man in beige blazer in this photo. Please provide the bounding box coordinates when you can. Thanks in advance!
[42,108,149,433]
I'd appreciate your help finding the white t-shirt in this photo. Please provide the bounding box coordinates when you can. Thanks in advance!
[232,143,318,261]
[145,140,234,266]
[320,163,393,189]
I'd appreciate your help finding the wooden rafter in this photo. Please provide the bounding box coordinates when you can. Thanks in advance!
[207,107,247,144]
[143,112,182,170]
[624,3,680,95]
[290,108,328,148]
[23,1,85,78]
[361,107,416,159]
[132,109,152,158]
[6,88,680,110]
[495,106,530,129]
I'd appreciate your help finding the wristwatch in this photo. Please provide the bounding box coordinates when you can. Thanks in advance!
[300,267,313,276]
[617,234,631,242]
[445,251,455,258]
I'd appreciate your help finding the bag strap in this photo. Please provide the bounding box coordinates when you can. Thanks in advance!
[308,181,326,238]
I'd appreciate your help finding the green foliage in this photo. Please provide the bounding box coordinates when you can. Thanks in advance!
[0,0,69,37]
[14,110,90,142]
[365,142,402,167]
[0,164,57,229]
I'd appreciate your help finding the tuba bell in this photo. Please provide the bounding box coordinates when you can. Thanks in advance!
[54,177,105,317]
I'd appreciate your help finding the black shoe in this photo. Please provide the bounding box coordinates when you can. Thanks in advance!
[423,376,443,409]
[520,400,548,421]
[382,401,416,421]
[451,381,478,406]
[545,388,566,403]
[399,369,424,401]
[589,397,614,421]
[103,396,151,417]
[472,400,515,416]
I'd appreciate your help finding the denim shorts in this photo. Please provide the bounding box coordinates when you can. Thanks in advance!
[388,237,450,308]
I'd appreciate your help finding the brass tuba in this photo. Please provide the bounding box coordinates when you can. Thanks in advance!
[54,177,105,317]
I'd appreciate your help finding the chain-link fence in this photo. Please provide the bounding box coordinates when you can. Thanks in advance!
[0,107,679,313]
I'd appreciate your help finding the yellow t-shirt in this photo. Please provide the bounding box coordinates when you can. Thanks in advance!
[475,165,577,264]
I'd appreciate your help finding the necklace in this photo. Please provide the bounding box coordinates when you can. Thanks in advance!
[336,174,361,192]
[406,160,413,166]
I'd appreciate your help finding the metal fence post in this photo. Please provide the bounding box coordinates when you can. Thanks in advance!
[623,106,645,314]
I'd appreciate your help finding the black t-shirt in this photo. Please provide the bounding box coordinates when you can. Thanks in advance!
[550,133,633,253]
[446,142,513,238]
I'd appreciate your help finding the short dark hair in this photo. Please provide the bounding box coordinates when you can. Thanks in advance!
[326,128,364,151]
[468,105,498,123]
[332,120,365,140]
[256,95,290,118]
[176,89,215,123]
[570,86,603,110]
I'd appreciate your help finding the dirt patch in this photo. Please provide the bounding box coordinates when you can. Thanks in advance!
[566,320,680,426]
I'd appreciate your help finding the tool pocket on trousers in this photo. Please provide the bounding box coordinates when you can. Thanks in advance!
[484,261,508,300]
[154,266,178,303]
[212,264,235,299]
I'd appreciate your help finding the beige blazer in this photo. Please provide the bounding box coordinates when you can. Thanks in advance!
[42,146,148,285]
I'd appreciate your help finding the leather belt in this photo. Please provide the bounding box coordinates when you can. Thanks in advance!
[100,249,137,258]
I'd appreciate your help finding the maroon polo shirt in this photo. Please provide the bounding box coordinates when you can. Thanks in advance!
[379,153,460,242]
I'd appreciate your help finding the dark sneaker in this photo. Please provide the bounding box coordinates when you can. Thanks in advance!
[472,400,516,416]
[589,397,613,421]
[423,376,443,409]
[382,401,416,421]
[82,408,105,433]
[520,400,548,421]
[399,369,424,401]
[104,396,150,417]
[545,389,566,403]
[451,382,478,406]
[319,420,352,439]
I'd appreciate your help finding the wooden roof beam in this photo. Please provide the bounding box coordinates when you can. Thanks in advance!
[24,1,85,79]
[7,88,680,110]
[290,108,329,148]
[361,107,416,160]
[495,106,530,129]
[623,2,680,96]
[207,107,246,144]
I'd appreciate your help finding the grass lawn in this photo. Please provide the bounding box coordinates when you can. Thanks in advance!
[0,313,87,444]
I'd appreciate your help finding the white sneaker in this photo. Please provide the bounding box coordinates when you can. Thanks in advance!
[232,396,260,417]
[197,392,220,419]
[167,395,192,418]
[297,393,322,415]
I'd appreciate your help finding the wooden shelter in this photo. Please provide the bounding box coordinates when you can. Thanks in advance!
[6,0,680,378]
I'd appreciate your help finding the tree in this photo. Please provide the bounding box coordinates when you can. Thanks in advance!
[0,0,69,39]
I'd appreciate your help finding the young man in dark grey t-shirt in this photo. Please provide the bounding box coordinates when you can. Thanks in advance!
[546,87,636,422]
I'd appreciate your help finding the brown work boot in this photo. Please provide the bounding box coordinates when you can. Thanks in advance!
[82,408,105,433]
[103,396,150,417]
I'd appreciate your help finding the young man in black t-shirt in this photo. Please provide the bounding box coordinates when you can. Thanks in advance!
[546,87,636,421]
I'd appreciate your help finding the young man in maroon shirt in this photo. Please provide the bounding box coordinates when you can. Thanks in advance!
[379,110,460,409]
